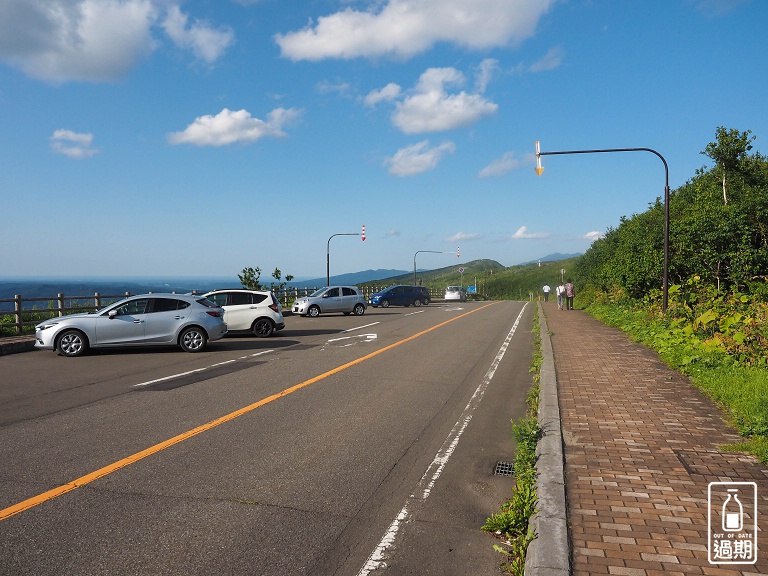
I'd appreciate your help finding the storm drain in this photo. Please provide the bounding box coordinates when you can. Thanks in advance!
[493,461,515,476]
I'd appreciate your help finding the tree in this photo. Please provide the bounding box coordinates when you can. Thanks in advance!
[238,267,262,290]
[702,126,755,205]
[269,268,294,292]
[237,266,294,292]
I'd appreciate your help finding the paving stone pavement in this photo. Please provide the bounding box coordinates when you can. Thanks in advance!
[543,303,768,576]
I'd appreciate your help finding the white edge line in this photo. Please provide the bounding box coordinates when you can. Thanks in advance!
[132,350,274,388]
[357,303,528,575]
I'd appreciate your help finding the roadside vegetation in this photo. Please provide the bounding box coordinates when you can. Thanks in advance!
[481,305,541,574]
[572,126,768,463]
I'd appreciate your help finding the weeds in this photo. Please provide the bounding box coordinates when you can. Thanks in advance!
[482,305,541,573]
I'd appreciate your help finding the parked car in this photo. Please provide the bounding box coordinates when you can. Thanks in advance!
[35,294,227,357]
[292,286,367,317]
[203,289,285,337]
[444,285,466,302]
[369,285,431,308]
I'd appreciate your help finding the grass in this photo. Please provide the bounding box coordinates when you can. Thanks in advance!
[481,305,541,575]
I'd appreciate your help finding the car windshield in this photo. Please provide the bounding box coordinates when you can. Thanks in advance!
[310,288,328,297]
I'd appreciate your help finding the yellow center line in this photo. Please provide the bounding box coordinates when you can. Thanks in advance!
[0,302,498,521]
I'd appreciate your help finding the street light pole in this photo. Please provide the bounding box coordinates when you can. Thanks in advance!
[327,233,360,286]
[535,145,670,312]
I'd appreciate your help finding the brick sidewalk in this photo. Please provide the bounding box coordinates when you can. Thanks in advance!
[543,303,768,576]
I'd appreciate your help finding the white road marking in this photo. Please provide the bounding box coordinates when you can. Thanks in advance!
[323,334,378,349]
[357,303,528,575]
[132,350,274,388]
[404,310,424,316]
[342,322,380,333]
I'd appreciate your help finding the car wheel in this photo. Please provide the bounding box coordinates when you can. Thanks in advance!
[381,299,390,308]
[353,303,365,316]
[56,329,88,357]
[253,318,274,338]
[413,299,421,307]
[179,327,207,352]
[308,305,321,318]
[423,298,430,305]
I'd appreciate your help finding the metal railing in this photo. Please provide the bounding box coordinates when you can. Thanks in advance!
[0,285,443,336]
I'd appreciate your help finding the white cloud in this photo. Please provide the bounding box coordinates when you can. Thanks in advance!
[385,229,401,237]
[584,231,605,242]
[446,232,482,242]
[162,5,235,65]
[529,46,564,72]
[390,67,498,134]
[167,107,302,146]
[511,226,549,239]
[0,1,233,83]
[479,151,534,178]
[364,83,402,107]
[275,0,556,61]
[317,79,353,96]
[50,129,99,158]
[384,140,455,176]
[474,58,499,93]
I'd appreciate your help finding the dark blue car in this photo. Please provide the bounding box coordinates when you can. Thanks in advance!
[369,285,431,308]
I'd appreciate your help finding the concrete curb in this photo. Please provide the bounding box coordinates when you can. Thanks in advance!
[0,337,37,356]
[524,302,570,576]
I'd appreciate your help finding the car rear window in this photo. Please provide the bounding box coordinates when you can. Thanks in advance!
[197,297,220,308]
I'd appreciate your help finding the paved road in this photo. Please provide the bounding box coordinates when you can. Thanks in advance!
[0,301,534,576]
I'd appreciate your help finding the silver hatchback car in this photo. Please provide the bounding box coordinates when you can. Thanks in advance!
[35,294,227,357]
[292,286,367,317]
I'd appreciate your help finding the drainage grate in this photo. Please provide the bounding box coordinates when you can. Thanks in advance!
[494,461,515,476]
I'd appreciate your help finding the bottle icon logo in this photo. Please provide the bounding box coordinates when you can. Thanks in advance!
[708,482,757,565]
[722,488,743,532]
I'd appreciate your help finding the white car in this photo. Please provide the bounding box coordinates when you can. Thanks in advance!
[292,286,367,317]
[203,289,285,337]
[444,286,466,302]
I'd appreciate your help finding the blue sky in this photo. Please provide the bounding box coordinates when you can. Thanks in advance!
[1,0,766,280]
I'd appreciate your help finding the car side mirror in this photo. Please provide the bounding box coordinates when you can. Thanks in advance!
[109,309,118,319]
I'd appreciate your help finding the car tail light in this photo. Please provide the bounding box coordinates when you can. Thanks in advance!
[269,295,280,313]
[206,310,222,318]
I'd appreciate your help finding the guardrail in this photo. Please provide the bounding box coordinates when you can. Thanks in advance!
[0,286,442,336]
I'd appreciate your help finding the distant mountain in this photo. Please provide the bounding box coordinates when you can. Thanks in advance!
[519,252,582,265]
[288,269,411,289]
[356,259,505,287]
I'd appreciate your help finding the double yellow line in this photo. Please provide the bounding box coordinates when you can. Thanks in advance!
[0,302,497,521]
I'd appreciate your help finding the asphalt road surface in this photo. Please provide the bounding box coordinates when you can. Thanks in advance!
[0,301,534,576]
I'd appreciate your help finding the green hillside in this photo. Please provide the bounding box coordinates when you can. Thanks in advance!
[359,257,580,300]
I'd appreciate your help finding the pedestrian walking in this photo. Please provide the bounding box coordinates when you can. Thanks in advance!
[542,283,551,302]
[556,282,565,310]
[564,278,575,310]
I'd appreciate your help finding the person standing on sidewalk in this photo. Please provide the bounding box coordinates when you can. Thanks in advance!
[555,282,565,310]
[542,283,551,302]
[564,278,575,310]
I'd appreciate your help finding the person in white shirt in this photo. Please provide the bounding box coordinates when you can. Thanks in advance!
[555,282,565,310]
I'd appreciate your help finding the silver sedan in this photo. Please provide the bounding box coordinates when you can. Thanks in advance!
[34,294,227,357]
